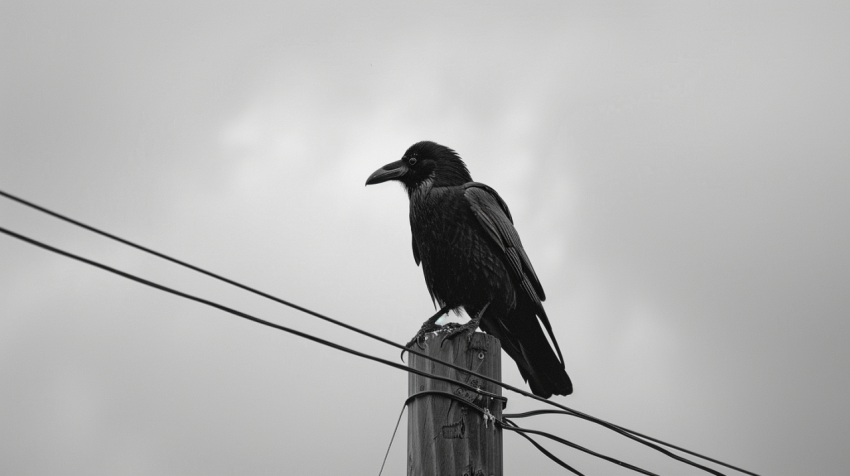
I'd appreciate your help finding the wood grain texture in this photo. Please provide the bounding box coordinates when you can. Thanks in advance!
[408,332,503,476]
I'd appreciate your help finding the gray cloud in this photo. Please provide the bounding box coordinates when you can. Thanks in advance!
[2,1,847,474]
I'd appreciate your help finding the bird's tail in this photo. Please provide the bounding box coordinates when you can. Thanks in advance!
[482,301,572,398]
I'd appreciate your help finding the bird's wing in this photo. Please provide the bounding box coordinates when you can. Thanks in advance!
[465,183,565,366]
[463,183,546,301]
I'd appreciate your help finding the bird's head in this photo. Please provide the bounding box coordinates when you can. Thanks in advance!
[365,141,472,194]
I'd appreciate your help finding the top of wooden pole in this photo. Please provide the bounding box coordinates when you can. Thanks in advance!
[408,331,503,476]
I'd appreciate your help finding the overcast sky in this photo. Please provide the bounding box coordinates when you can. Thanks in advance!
[1,2,848,475]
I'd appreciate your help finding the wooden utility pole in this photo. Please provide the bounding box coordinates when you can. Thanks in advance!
[408,332,503,476]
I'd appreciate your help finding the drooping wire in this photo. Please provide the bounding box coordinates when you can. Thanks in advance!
[0,190,761,476]
[503,419,661,475]
[526,406,726,475]
[505,410,759,476]
[503,420,585,475]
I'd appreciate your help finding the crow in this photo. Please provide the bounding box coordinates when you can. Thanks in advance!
[365,141,572,398]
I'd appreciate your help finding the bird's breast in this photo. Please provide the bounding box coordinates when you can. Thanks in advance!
[409,188,472,254]
[408,187,514,308]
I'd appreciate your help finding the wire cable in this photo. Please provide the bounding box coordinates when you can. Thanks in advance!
[505,409,759,476]
[4,222,644,476]
[503,419,659,476]
[503,420,585,475]
[3,223,730,476]
[0,190,405,357]
[378,403,406,476]
[402,389,662,475]
[0,225,501,400]
[0,191,507,398]
[527,407,726,476]
[0,190,761,476]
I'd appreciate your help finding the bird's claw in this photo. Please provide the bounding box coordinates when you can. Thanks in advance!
[404,333,427,351]
[439,319,480,348]
[400,322,444,361]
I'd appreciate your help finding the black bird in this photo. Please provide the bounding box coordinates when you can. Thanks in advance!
[365,141,573,398]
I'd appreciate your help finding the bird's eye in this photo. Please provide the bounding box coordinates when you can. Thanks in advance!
[408,157,417,166]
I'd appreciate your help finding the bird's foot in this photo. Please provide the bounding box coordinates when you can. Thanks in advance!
[401,321,444,361]
[399,305,453,361]
[439,316,482,347]
[405,322,442,349]
[438,303,490,348]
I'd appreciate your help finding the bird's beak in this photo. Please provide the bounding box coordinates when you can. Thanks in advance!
[365,159,407,185]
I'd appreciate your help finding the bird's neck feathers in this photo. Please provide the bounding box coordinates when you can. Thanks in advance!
[432,156,473,187]
[407,177,434,201]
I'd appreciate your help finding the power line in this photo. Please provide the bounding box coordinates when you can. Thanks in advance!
[505,410,760,476]
[506,406,728,476]
[0,189,761,475]
[504,421,585,475]
[0,224,658,475]
[404,388,661,476]
[0,190,399,355]
[502,419,658,476]
[0,190,518,405]
[0,225,498,400]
